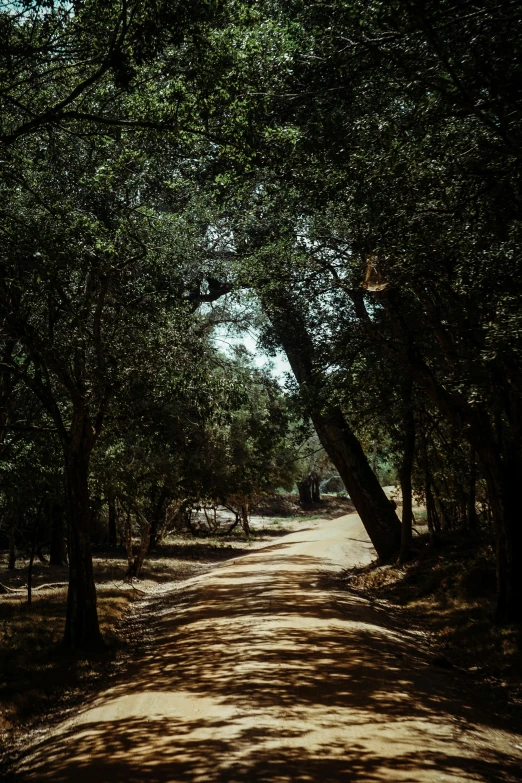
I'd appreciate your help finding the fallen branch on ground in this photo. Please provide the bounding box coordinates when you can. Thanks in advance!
[0,581,68,594]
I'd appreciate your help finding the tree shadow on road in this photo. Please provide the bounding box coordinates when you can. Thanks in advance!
[13,545,522,782]
[13,715,522,783]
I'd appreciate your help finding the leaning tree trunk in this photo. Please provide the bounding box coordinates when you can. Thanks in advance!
[399,382,415,563]
[311,409,402,561]
[62,419,104,651]
[264,296,401,562]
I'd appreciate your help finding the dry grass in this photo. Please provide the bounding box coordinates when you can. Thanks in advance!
[0,548,212,758]
[0,586,134,743]
[0,523,276,752]
[0,497,350,763]
[341,530,522,710]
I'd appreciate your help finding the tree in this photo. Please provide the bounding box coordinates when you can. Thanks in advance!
[209,364,299,532]
[199,0,522,619]
[0,123,215,647]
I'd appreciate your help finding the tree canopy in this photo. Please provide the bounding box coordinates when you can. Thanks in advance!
[1,0,522,650]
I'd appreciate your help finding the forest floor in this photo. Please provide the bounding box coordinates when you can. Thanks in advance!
[4,511,522,782]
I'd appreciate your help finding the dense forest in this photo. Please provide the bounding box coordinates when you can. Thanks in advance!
[1,0,521,673]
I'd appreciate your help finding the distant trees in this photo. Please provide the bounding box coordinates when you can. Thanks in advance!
[206,365,299,532]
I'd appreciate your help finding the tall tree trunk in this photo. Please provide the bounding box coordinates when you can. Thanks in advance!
[477,439,522,624]
[28,496,46,605]
[264,297,401,562]
[127,510,151,579]
[351,287,522,615]
[399,382,415,563]
[124,506,133,567]
[240,502,250,536]
[149,484,168,548]
[467,448,478,530]
[310,471,321,502]
[419,420,437,545]
[297,476,312,506]
[62,419,103,651]
[432,483,448,532]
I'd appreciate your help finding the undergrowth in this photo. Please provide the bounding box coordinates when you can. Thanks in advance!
[0,588,133,745]
[342,530,522,709]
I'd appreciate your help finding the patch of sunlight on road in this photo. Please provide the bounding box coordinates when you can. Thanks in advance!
[74,690,237,724]
[15,515,522,783]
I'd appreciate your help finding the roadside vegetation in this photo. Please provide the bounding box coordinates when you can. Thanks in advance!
[1,0,521,769]
[0,494,351,757]
[345,530,522,711]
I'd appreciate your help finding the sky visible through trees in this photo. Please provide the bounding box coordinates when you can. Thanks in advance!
[1,0,521,657]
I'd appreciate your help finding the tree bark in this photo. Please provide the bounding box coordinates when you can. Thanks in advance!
[467,448,478,530]
[297,476,312,506]
[399,383,415,563]
[126,510,151,579]
[371,289,522,621]
[477,438,522,624]
[264,297,401,562]
[124,506,133,567]
[149,484,168,548]
[311,409,402,561]
[240,502,250,536]
[225,512,241,535]
[419,419,437,545]
[28,496,46,605]
[310,471,321,502]
[62,417,104,651]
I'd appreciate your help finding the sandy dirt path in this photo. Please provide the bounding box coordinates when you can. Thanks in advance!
[15,514,522,782]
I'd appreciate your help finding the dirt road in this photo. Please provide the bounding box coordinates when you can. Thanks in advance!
[15,514,522,782]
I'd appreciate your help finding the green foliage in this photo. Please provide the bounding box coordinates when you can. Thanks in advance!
[2,0,522,632]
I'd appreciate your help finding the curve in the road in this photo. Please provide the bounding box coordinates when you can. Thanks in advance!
[15,514,522,782]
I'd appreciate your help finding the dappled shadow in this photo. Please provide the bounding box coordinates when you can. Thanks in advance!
[15,715,522,783]
[89,541,255,586]
[146,542,253,562]
[245,525,308,538]
[14,520,522,782]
